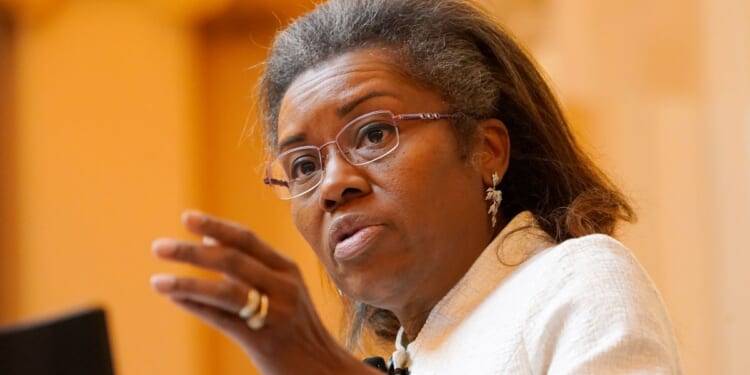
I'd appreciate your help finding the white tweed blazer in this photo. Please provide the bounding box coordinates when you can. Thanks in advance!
[397,211,683,374]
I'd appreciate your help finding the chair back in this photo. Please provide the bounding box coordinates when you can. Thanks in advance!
[0,307,115,375]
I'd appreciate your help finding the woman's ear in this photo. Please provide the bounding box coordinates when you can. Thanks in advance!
[475,118,510,186]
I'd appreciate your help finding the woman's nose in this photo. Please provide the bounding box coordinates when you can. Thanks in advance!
[317,147,370,212]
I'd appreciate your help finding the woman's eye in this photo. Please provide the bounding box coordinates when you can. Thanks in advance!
[357,122,394,147]
[366,128,384,143]
[290,157,319,179]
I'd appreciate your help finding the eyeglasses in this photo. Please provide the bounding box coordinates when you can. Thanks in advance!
[264,110,456,200]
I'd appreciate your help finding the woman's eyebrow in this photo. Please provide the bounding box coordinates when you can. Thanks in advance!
[278,90,399,151]
[336,91,396,117]
[278,133,306,151]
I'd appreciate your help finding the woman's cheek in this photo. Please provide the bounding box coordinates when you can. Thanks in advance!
[292,204,324,254]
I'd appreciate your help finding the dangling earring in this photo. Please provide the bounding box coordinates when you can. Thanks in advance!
[485,172,502,228]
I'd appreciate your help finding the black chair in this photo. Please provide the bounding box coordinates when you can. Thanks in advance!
[0,307,115,375]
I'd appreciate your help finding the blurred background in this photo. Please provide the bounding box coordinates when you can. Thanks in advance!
[0,0,747,374]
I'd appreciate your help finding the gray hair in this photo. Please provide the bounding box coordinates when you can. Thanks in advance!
[258,0,635,350]
[260,0,508,155]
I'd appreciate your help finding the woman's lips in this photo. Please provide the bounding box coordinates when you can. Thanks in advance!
[333,225,385,261]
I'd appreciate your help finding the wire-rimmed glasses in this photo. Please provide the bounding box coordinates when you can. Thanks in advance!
[264,110,456,200]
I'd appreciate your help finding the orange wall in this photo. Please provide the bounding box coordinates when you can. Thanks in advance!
[1,0,748,374]
[0,1,321,374]
[4,1,206,374]
[0,6,18,323]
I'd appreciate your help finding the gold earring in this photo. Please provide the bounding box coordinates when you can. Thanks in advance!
[485,172,502,228]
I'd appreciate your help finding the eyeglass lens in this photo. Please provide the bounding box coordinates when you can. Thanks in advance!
[267,111,400,199]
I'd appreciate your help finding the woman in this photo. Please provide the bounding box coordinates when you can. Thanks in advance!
[151,0,683,373]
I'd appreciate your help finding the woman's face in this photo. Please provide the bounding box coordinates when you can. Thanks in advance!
[276,49,494,313]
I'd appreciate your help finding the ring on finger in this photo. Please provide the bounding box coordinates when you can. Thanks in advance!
[246,294,269,330]
[239,288,261,319]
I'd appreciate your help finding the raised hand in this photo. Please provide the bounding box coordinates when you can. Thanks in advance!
[150,210,379,375]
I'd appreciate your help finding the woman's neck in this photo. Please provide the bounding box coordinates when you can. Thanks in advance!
[393,215,508,343]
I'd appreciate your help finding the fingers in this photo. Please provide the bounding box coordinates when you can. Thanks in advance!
[152,212,303,346]
[151,238,276,291]
[202,236,219,246]
[182,210,293,271]
[151,274,247,314]
[153,275,280,339]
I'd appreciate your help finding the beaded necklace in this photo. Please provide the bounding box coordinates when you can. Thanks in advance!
[363,326,411,374]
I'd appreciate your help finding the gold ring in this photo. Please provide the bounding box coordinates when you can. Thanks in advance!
[238,288,261,319]
[246,294,269,330]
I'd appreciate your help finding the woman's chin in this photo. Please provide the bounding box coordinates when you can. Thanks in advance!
[338,271,412,310]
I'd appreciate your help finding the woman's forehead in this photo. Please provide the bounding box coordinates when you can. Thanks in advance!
[276,50,420,148]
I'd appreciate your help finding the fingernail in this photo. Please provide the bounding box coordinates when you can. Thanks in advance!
[182,209,207,226]
[150,274,177,292]
[202,236,218,246]
[151,238,177,256]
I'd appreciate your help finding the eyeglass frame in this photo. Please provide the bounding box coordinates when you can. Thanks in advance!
[263,110,457,200]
